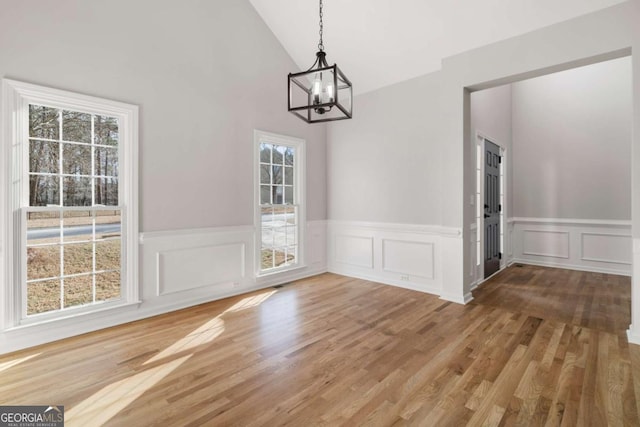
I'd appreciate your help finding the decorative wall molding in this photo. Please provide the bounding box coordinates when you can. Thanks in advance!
[328,220,462,237]
[335,235,374,269]
[306,220,327,268]
[140,225,254,243]
[0,220,328,355]
[157,243,246,296]
[511,218,631,276]
[581,232,632,265]
[382,239,435,279]
[522,230,570,259]
[327,220,450,298]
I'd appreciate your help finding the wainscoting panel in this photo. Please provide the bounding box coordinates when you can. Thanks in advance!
[581,233,632,265]
[307,221,327,267]
[158,243,245,296]
[141,226,255,302]
[335,235,374,269]
[143,221,329,301]
[511,218,631,275]
[522,230,570,259]
[382,239,434,279]
[328,221,456,296]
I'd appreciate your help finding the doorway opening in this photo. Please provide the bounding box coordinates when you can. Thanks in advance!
[469,54,632,289]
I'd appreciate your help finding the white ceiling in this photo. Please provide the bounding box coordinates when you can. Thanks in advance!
[249,0,626,95]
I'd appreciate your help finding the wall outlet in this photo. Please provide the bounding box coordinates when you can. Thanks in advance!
[232,282,240,289]
[400,275,410,281]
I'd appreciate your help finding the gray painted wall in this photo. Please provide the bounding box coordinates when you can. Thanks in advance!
[0,0,327,232]
[327,72,443,225]
[470,56,632,222]
[512,56,632,220]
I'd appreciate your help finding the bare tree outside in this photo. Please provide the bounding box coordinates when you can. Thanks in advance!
[259,142,297,271]
[26,104,122,315]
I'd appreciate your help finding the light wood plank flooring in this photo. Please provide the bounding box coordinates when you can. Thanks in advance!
[473,264,631,334]
[0,266,638,426]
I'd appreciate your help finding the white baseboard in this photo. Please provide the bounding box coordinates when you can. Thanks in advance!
[0,280,274,355]
[510,257,631,276]
[511,218,631,276]
[440,291,473,305]
[327,267,440,296]
[627,326,640,346]
[0,221,328,355]
[469,264,510,292]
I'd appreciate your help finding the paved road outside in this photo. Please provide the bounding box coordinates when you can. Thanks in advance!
[28,214,293,246]
[27,223,121,240]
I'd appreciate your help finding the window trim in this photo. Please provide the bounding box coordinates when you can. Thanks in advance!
[1,79,139,329]
[253,130,306,277]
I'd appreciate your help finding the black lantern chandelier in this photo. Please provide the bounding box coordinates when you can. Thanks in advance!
[288,0,353,123]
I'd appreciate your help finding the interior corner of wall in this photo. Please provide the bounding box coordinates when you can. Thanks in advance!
[627,326,640,346]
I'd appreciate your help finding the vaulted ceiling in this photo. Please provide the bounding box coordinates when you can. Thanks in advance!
[249,0,626,95]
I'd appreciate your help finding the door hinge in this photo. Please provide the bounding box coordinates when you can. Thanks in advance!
[498,156,502,164]
[499,252,502,260]
[499,204,502,212]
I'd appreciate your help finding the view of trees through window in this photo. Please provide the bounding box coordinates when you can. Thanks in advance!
[260,142,298,271]
[26,104,122,315]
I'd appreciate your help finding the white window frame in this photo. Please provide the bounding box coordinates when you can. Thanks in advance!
[253,130,306,276]
[1,79,139,329]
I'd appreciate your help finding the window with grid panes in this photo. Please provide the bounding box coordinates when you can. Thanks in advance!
[2,79,139,325]
[26,106,122,315]
[256,131,304,273]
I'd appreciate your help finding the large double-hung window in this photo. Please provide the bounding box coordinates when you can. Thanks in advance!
[2,80,138,326]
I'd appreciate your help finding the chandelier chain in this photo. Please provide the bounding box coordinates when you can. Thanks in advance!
[318,0,324,51]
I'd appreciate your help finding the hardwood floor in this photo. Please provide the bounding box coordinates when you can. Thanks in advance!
[472,264,632,334]
[0,267,638,426]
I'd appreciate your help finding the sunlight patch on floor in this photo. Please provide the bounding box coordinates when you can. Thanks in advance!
[224,290,277,313]
[144,317,225,365]
[66,287,279,423]
[144,290,277,365]
[0,353,40,374]
[66,355,192,426]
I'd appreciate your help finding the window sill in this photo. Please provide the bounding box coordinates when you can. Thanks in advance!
[4,300,142,333]
[256,263,307,279]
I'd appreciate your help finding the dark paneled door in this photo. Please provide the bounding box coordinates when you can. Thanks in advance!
[484,140,501,278]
